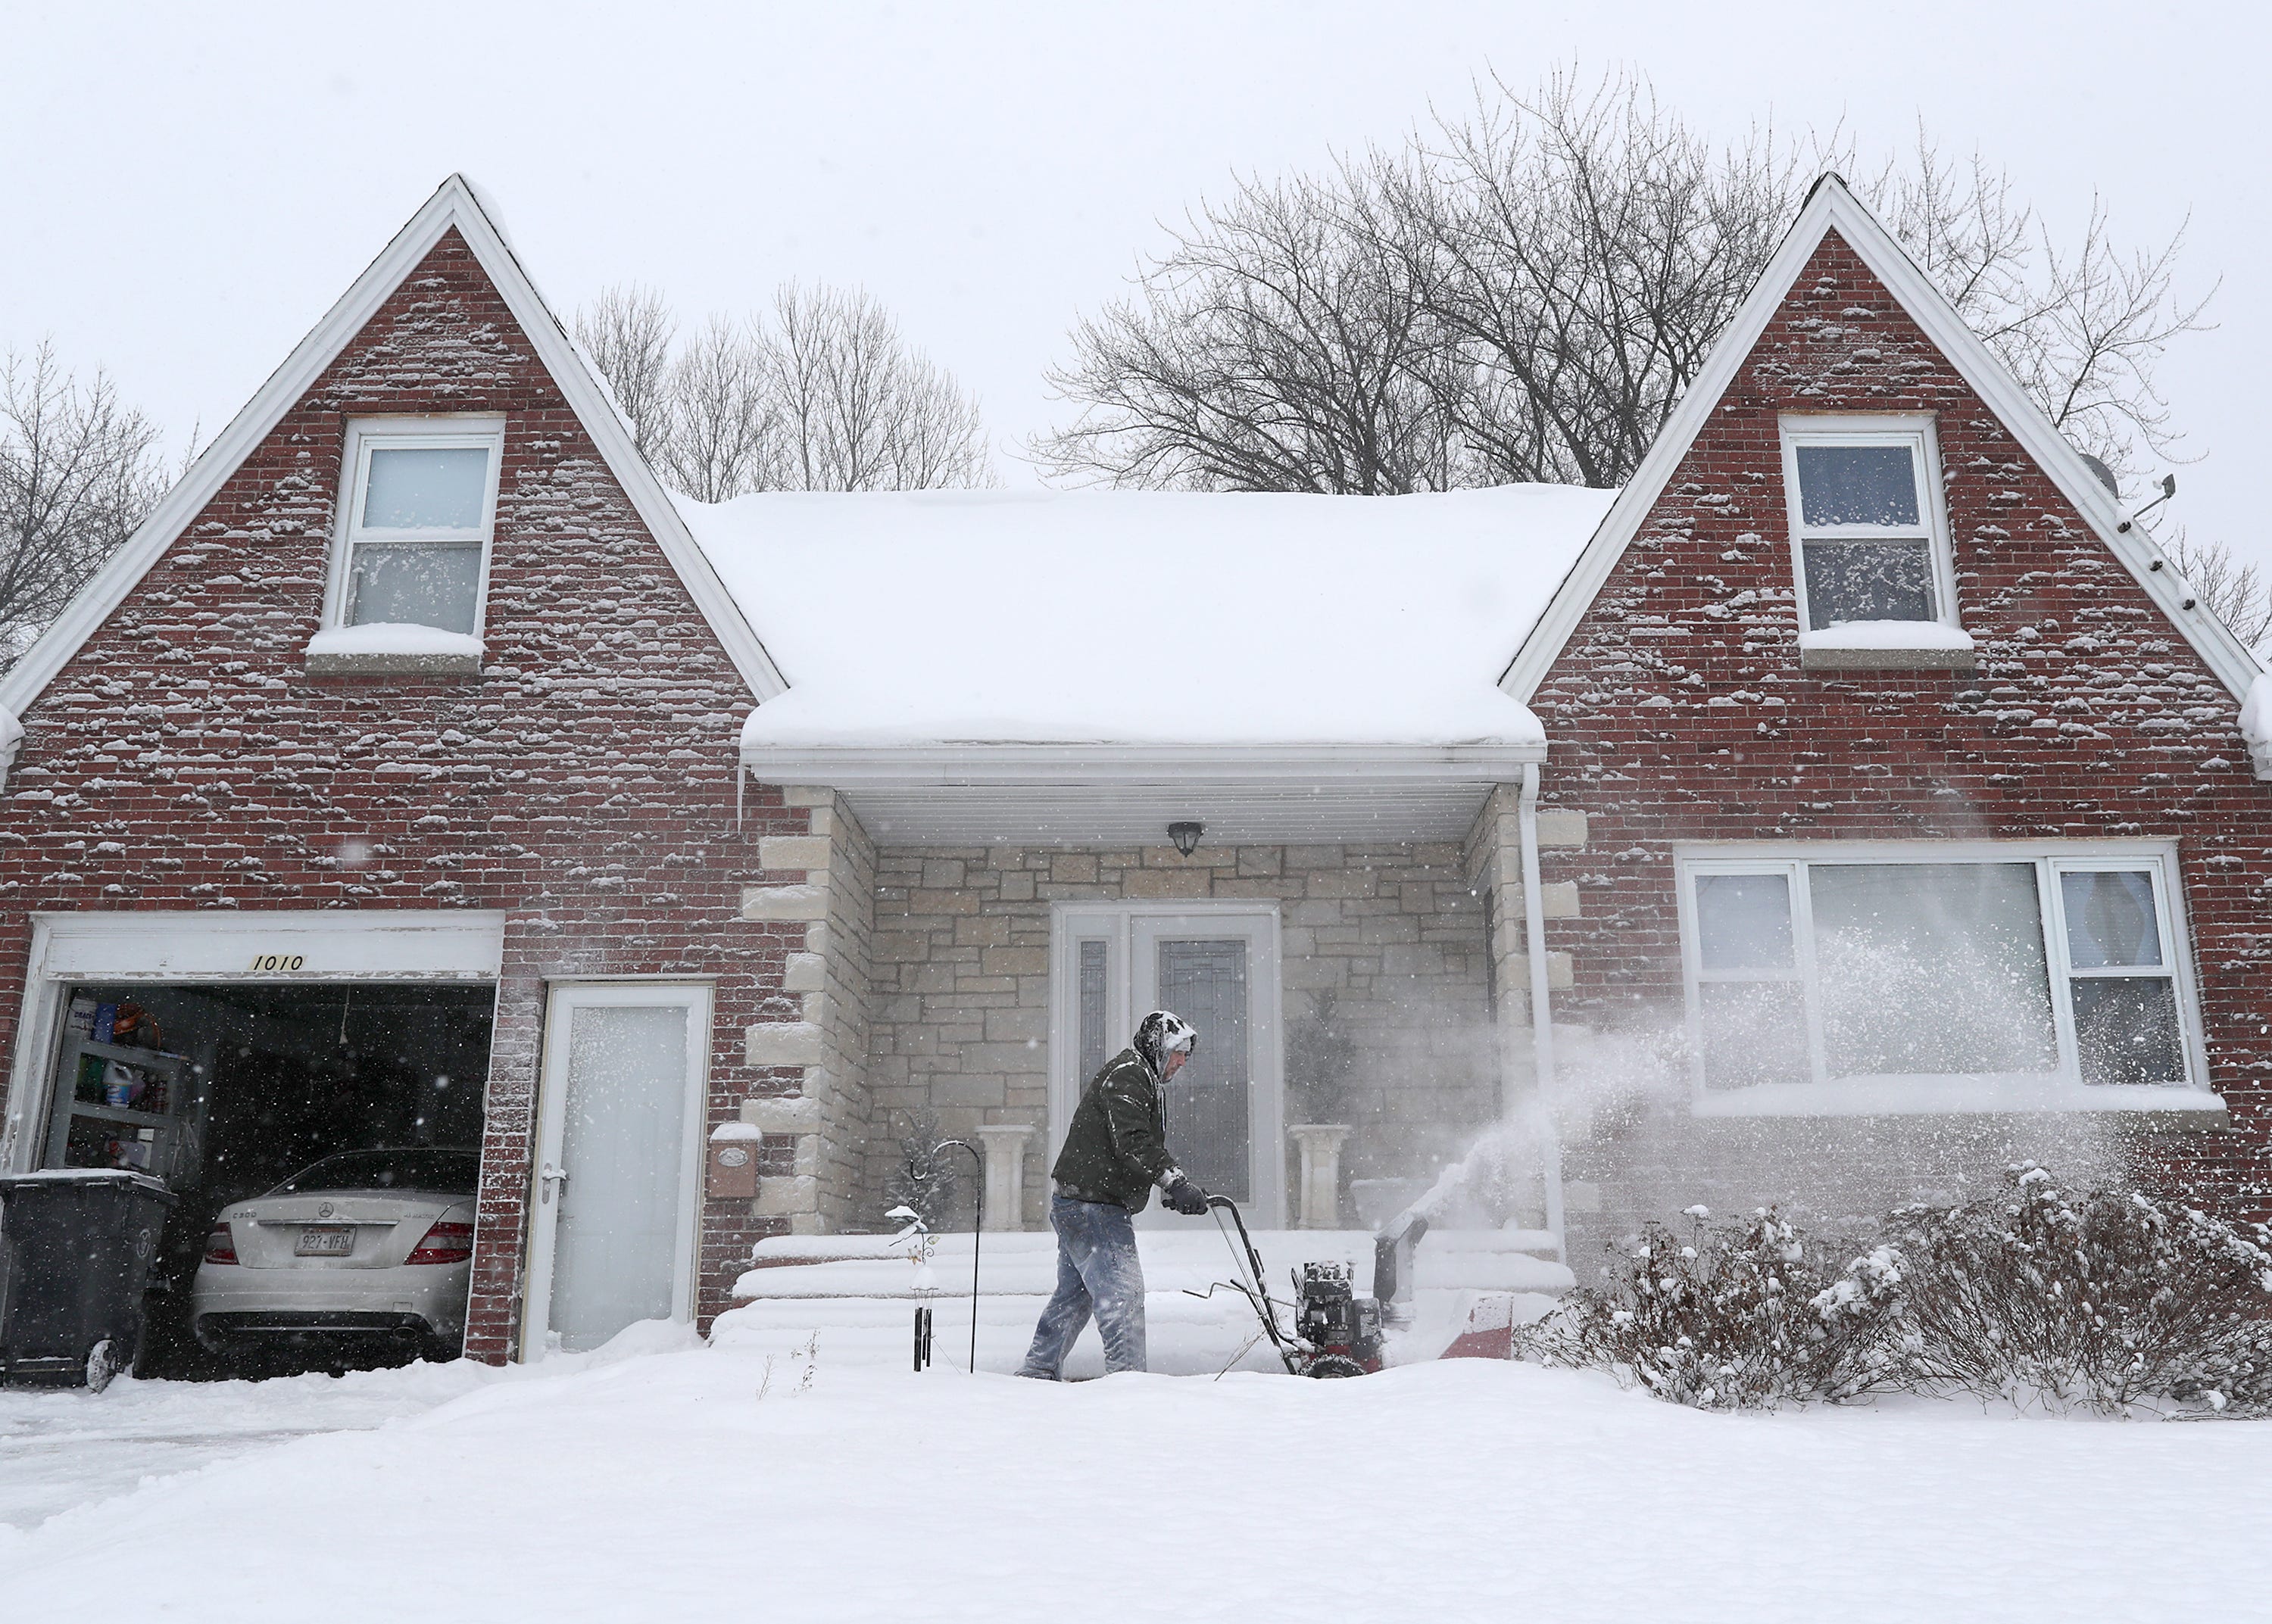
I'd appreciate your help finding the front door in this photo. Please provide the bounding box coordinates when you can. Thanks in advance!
[521,983,710,1359]
[1053,907,1284,1226]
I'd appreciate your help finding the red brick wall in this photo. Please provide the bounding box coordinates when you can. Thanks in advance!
[0,230,810,1361]
[1531,229,2272,1230]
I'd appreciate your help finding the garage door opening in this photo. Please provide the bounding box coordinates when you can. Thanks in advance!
[37,981,495,1378]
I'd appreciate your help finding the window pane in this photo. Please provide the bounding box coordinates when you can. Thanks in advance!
[1696,874,1794,971]
[1802,539,1935,625]
[2071,977,2186,1086]
[349,543,482,632]
[362,445,491,531]
[2060,871,2164,968]
[1795,443,1921,527]
[1156,938,1250,1200]
[1077,940,1109,1083]
[1811,863,2058,1077]
[1699,981,1810,1089]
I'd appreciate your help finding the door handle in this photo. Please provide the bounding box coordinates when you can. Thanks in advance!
[540,1162,570,1203]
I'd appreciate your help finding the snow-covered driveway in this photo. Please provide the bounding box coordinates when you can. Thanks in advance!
[2,1339,2264,1622]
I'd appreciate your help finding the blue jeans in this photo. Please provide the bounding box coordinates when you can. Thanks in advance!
[1017,1192,1147,1377]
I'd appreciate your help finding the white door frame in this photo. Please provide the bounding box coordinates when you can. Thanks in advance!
[1,909,506,1173]
[1047,902,1285,1227]
[520,980,712,1362]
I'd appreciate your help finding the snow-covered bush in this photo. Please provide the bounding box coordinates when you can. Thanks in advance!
[1516,1207,1902,1409]
[1883,1165,2272,1417]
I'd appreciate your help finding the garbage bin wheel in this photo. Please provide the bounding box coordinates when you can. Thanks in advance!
[86,1339,121,1393]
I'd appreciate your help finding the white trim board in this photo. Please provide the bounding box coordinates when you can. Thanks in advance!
[0,175,785,727]
[1498,174,2264,709]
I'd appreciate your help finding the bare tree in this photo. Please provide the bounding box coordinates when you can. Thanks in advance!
[0,342,168,663]
[659,316,783,503]
[1035,70,2212,497]
[1408,73,1804,487]
[576,283,994,497]
[1035,161,1456,493]
[1858,133,2213,485]
[2163,531,2272,649]
[763,284,994,492]
[573,284,676,460]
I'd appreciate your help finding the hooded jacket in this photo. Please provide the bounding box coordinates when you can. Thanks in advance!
[1050,1046,1182,1212]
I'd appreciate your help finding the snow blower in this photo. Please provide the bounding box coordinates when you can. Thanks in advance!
[1190,1194,1411,1377]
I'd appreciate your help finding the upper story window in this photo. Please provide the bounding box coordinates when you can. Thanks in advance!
[1678,844,2214,1117]
[328,418,504,635]
[1780,417,1955,631]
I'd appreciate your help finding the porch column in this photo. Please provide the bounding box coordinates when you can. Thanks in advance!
[1288,1123,1352,1229]
[738,787,878,1233]
[974,1123,1036,1231]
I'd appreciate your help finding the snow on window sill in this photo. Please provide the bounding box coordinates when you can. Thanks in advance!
[1693,1078,2227,1130]
[1797,621,1975,672]
[304,623,484,678]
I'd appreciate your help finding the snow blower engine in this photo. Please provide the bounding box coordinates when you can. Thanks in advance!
[1195,1195,1427,1377]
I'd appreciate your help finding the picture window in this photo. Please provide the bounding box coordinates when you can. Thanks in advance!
[1682,849,2202,1104]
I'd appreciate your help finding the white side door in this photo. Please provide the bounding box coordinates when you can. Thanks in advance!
[522,982,710,1361]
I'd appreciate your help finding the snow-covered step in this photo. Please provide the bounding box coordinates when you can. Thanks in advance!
[734,1227,1569,1302]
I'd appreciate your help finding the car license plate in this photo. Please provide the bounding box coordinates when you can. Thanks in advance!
[295,1226,354,1257]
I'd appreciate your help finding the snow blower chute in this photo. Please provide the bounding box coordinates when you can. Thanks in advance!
[1191,1195,1425,1377]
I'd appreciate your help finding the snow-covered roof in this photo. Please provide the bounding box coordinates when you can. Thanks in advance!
[681,485,1618,753]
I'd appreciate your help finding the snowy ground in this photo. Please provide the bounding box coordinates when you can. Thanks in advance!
[2,1326,2266,1622]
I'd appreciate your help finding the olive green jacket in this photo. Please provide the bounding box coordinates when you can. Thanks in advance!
[1050,1046,1180,1211]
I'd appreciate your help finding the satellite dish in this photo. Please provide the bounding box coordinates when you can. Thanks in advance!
[2078,454,2121,499]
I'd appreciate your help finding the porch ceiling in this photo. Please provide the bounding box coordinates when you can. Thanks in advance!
[747,742,1531,846]
[839,781,1501,845]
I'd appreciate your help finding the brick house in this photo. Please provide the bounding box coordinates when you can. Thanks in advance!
[1,174,2264,1369]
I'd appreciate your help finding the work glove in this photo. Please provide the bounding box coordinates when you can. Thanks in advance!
[1163,1176,1210,1217]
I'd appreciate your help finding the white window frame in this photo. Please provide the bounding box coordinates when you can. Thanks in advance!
[1047,902,1286,1227]
[1779,414,1960,633]
[1674,841,2218,1117]
[322,416,507,636]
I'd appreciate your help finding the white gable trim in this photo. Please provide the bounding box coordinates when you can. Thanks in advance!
[0,175,786,722]
[1500,176,2264,706]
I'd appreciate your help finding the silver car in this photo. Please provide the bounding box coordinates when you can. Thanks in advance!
[193,1147,480,1367]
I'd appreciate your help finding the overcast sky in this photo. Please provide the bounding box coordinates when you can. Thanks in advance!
[7,1,2263,562]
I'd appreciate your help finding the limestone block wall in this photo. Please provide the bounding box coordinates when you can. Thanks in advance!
[860,840,1496,1230]
[738,790,876,1234]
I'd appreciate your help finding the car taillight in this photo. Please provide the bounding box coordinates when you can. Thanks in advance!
[404,1220,474,1266]
[204,1226,239,1265]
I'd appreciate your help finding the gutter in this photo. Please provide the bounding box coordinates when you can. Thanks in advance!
[1516,762,1568,1255]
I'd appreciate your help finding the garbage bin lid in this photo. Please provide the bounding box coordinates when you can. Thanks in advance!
[0,1168,173,1196]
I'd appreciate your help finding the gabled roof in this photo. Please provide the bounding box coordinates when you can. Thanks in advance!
[0,176,785,721]
[1499,175,2263,706]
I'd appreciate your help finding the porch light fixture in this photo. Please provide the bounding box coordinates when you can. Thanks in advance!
[1168,821,1205,858]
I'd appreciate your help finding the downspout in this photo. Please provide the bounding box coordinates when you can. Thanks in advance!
[1516,762,1567,1255]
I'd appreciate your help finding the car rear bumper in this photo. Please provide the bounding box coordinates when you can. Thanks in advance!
[192,1262,470,1345]
[195,1310,444,1348]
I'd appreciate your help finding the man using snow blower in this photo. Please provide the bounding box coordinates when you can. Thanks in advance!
[1016,1009,1211,1379]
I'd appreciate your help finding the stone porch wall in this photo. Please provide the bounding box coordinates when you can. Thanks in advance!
[857,841,1499,1230]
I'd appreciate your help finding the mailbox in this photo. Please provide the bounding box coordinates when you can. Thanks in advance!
[709,1121,763,1199]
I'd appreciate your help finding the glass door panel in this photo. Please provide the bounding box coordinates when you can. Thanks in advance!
[1152,938,1252,1200]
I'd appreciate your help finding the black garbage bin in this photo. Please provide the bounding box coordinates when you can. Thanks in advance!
[0,1170,178,1390]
